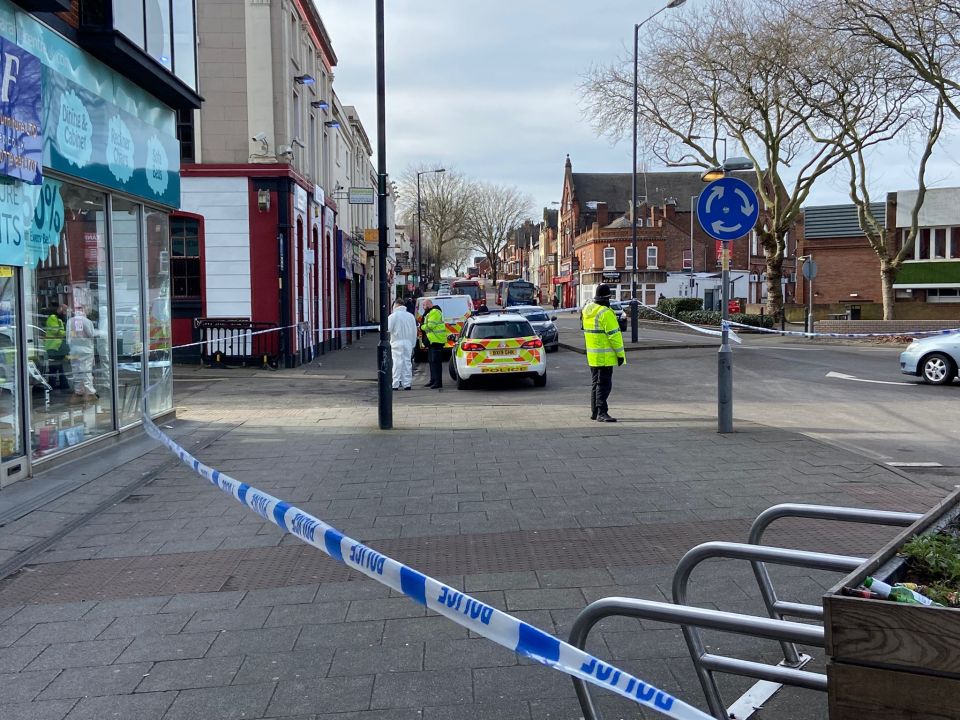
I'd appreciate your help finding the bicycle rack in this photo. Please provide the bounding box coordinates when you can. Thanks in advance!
[747,504,920,666]
[569,503,924,720]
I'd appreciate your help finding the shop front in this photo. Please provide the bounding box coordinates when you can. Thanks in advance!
[0,9,179,485]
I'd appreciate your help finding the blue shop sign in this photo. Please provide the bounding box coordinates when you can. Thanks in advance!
[43,68,180,208]
[0,35,41,185]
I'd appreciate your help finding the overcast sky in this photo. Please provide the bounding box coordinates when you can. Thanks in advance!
[317,0,959,217]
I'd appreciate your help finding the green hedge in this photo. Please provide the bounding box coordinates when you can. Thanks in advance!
[676,311,775,328]
[657,297,703,316]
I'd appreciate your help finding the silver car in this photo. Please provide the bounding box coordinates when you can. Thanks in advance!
[900,332,960,385]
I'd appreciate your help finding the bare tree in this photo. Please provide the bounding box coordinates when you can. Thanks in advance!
[446,236,475,277]
[463,183,533,285]
[837,0,960,120]
[801,0,949,318]
[396,166,472,283]
[580,0,906,316]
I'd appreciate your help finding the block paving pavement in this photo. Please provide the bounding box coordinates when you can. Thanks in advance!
[0,339,952,720]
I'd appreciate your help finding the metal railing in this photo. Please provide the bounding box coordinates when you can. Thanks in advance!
[747,504,920,665]
[570,503,923,720]
[194,318,280,368]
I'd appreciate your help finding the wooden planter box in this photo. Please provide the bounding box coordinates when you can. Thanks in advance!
[824,486,960,719]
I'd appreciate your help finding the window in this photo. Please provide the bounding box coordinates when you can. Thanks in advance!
[682,249,692,270]
[172,0,197,89]
[646,245,658,269]
[917,228,931,260]
[290,13,300,66]
[170,217,201,299]
[935,228,947,258]
[309,114,317,179]
[145,0,173,70]
[603,247,616,269]
[927,288,960,303]
[624,246,634,270]
[292,92,302,141]
[109,1,197,90]
[176,108,194,163]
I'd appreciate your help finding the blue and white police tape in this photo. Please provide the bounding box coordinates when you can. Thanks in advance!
[724,319,960,339]
[142,414,712,720]
[170,322,380,352]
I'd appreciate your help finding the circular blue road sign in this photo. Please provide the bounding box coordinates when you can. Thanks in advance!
[696,177,760,242]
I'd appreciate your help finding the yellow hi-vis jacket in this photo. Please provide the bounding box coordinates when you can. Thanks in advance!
[422,306,447,345]
[581,301,626,367]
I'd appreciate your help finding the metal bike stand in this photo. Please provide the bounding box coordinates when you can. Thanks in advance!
[672,542,865,718]
[569,597,826,720]
[746,504,921,666]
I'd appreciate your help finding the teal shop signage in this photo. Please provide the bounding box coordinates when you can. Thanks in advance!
[43,68,179,208]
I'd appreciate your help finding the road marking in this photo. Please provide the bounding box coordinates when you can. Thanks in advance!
[885,461,944,468]
[825,371,913,386]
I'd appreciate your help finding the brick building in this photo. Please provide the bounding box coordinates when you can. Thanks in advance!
[798,189,960,320]
[556,157,796,309]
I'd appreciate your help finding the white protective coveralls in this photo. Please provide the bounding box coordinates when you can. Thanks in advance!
[67,312,98,397]
[388,304,418,389]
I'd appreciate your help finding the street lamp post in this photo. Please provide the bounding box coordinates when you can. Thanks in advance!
[416,168,445,290]
[631,0,686,343]
[375,0,391,430]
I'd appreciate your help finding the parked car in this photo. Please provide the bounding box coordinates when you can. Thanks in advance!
[510,305,559,352]
[448,313,547,389]
[900,332,960,385]
[609,300,628,332]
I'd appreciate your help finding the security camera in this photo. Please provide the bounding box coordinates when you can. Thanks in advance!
[278,145,294,157]
[252,132,267,143]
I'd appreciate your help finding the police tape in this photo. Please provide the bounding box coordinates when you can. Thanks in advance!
[724,319,960,339]
[141,413,712,720]
[170,323,379,352]
[554,300,738,343]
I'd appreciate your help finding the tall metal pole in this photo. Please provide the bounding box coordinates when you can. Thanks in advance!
[718,241,733,433]
[375,0,392,430]
[689,194,695,289]
[416,173,422,291]
[630,23,639,342]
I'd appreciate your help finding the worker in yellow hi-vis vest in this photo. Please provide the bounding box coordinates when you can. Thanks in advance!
[581,284,625,422]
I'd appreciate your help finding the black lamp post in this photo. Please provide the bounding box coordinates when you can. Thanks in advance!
[376,0,391,429]
[631,0,686,342]
[416,168,445,289]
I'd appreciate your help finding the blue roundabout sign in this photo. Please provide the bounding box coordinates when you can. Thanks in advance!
[696,177,760,242]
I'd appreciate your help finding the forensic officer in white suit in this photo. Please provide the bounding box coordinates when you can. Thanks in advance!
[387,298,417,390]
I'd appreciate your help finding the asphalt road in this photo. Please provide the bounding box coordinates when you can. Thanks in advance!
[454,309,960,479]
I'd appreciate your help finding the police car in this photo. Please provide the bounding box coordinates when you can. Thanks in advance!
[448,312,547,389]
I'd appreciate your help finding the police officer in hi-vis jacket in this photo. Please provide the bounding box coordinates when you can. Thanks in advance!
[581,284,625,422]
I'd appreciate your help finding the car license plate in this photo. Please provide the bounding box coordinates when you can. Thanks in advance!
[481,365,527,373]
[490,349,515,356]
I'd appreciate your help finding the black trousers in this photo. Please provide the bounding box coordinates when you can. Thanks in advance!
[590,366,613,417]
[428,343,444,386]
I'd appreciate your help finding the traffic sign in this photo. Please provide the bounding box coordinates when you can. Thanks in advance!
[801,258,817,281]
[696,177,760,242]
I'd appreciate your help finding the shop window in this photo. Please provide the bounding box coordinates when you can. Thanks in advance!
[112,199,143,427]
[146,209,172,415]
[26,183,113,459]
[603,247,616,269]
[170,216,201,299]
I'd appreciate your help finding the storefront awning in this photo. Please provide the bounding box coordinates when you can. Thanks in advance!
[893,261,960,289]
